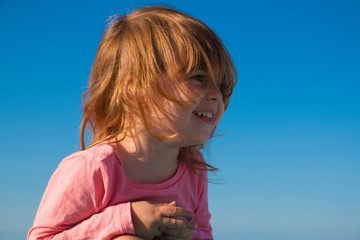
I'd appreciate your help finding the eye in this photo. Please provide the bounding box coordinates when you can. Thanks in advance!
[190,74,206,83]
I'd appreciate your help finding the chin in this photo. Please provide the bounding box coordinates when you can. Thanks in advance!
[190,135,210,145]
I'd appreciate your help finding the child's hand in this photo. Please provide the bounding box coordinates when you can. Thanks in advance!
[131,201,197,240]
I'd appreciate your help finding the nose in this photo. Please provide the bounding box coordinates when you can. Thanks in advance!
[207,82,223,102]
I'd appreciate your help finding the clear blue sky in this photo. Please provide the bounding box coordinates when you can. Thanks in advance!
[1,0,359,239]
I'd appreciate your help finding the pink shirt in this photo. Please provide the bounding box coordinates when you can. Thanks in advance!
[28,144,213,240]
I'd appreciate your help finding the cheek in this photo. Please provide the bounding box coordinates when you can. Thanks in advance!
[176,82,201,102]
[216,103,225,124]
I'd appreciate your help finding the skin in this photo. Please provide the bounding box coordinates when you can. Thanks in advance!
[148,70,225,147]
[112,71,224,240]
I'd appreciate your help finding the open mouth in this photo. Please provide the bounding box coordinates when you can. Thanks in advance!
[193,111,214,121]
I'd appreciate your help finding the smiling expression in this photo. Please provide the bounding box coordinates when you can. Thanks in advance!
[145,70,225,147]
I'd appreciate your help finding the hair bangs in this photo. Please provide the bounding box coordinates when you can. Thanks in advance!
[80,6,237,174]
[170,20,236,110]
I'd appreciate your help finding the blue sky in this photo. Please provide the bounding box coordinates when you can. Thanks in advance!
[0,0,359,239]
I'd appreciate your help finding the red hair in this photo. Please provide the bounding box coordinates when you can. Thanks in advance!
[80,6,237,171]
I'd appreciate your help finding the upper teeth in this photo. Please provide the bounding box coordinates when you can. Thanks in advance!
[195,111,214,119]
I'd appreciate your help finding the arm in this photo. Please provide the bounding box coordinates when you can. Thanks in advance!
[191,170,213,240]
[161,166,213,240]
[160,174,213,240]
[28,153,196,240]
[113,201,197,240]
[28,155,134,240]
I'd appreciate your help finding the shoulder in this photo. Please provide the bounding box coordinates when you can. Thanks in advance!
[59,144,119,170]
[47,144,121,191]
[183,150,209,180]
[188,150,208,173]
[188,150,205,164]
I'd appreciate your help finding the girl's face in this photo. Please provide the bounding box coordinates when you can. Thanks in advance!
[148,70,224,147]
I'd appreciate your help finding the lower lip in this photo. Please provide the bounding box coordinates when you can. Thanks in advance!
[193,113,213,125]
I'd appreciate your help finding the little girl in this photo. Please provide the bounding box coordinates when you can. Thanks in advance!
[28,6,236,240]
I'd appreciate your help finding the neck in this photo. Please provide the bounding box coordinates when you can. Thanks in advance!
[115,127,180,184]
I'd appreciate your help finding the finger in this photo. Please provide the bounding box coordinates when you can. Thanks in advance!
[156,201,176,206]
[162,227,193,237]
[162,217,198,230]
[161,205,194,219]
